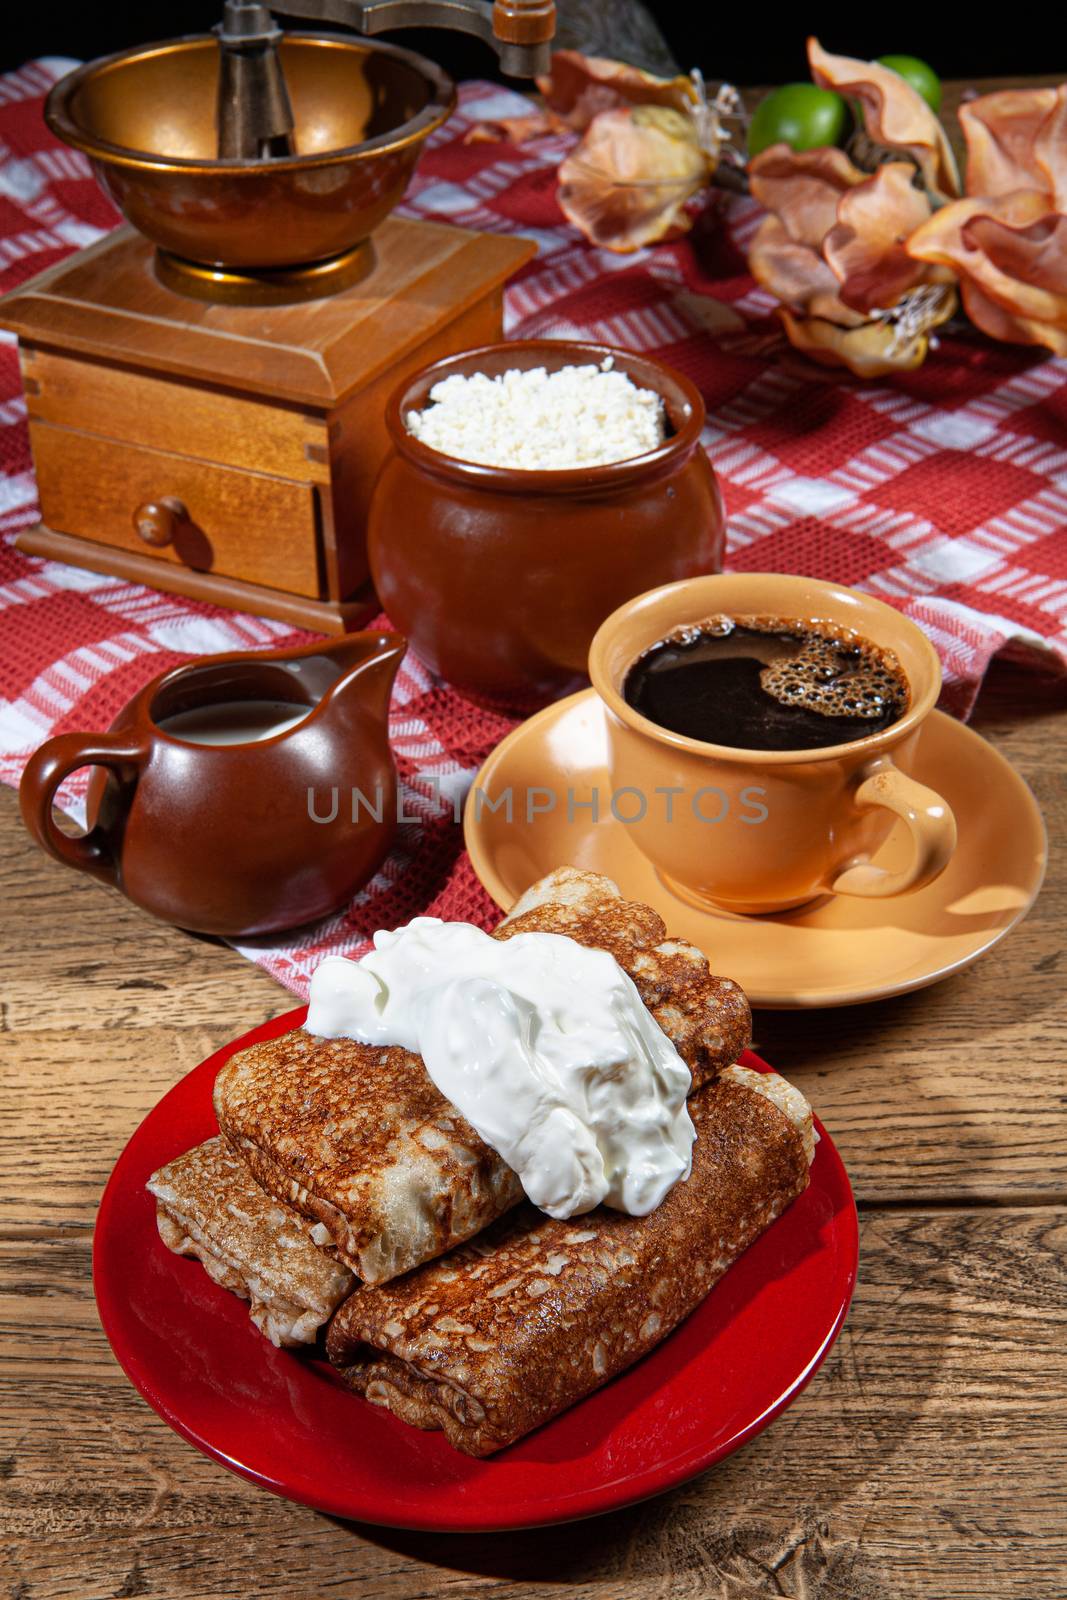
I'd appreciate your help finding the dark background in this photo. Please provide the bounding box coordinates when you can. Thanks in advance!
[1,3,1062,82]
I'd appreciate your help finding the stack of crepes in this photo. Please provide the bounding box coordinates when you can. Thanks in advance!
[147,867,816,1457]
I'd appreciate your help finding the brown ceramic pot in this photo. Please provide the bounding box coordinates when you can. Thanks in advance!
[18,632,405,937]
[367,340,725,698]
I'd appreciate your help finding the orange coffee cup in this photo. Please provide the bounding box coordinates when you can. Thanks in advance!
[588,573,957,914]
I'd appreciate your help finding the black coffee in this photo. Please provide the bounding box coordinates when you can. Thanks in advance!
[623,615,909,751]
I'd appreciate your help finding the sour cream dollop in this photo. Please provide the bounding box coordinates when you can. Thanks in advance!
[305,918,695,1219]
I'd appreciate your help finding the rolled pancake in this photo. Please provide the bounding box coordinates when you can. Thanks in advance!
[497,868,751,1081]
[147,1137,354,1347]
[216,1036,525,1286]
[215,869,751,1285]
[325,1066,813,1456]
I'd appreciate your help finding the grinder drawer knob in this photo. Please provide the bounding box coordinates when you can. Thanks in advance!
[134,497,186,547]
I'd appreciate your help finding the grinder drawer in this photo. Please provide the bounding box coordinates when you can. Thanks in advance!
[29,421,322,599]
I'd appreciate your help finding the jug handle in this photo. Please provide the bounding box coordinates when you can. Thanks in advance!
[19,731,149,887]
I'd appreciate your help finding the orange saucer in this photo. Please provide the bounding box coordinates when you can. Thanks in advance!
[464,692,1047,1008]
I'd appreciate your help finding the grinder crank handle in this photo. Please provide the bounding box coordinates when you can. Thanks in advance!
[219,0,556,77]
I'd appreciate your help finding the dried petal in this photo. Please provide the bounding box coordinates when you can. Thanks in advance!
[808,37,961,202]
[673,291,746,336]
[964,209,1067,296]
[960,88,1060,199]
[806,290,867,329]
[748,143,866,249]
[537,50,698,132]
[557,105,712,252]
[1033,85,1067,210]
[957,282,1067,356]
[780,311,910,375]
[464,111,562,145]
[908,190,1067,349]
[749,214,841,310]
[779,284,956,377]
[825,162,936,313]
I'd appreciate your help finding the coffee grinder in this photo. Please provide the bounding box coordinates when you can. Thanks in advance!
[0,1,553,629]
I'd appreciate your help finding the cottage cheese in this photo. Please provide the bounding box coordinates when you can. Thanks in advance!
[405,357,666,470]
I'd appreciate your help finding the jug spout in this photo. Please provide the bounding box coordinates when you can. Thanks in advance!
[329,631,407,725]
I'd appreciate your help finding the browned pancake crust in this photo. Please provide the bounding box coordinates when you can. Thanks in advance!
[215,1033,523,1284]
[497,868,751,1085]
[326,1077,810,1455]
[216,869,751,1285]
[147,1136,355,1346]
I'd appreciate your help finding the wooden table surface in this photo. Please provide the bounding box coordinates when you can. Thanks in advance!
[1,653,1064,1600]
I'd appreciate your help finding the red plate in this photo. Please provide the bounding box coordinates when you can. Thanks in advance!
[94,1007,858,1531]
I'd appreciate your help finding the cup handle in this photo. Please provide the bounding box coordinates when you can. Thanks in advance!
[19,731,148,888]
[830,757,957,899]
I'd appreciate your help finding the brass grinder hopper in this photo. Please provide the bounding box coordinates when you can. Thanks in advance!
[44,0,555,303]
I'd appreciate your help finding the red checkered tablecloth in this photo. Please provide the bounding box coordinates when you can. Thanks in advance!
[1,62,1065,993]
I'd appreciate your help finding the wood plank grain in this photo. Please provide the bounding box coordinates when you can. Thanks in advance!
[0,1029,238,1234]
[0,798,285,1036]
[1,1208,1063,1599]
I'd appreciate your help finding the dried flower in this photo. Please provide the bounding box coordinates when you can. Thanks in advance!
[907,87,1067,354]
[808,38,961,202]
[463,50,736,252]
[538,51,699,129]
[558,104,715,252]
[748,143,955,376]
[465,50,696,144]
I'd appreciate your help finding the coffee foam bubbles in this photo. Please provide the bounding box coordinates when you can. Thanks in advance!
[759,635,906,722]
[703,615,908,723]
